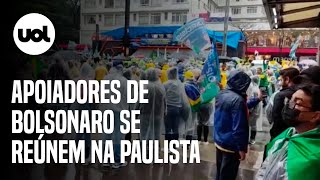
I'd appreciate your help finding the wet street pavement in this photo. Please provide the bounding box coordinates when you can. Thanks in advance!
[13,115,271,180]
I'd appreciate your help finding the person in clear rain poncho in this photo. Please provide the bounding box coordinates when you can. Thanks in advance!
[73,62,95,164]
[95,59,108,81]
[46,57,71,111]
[164,67,187,141]
[99,61,128,169]
[67,60,80,80]
[138,68,166,151]
[123,68,134,141]
[247,75,262,145]
[197,101,213,145]
[183,71,201,142]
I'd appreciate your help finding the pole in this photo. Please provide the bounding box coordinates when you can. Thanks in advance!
[94,24,99,58]
[96,24,99,41]
[124,0,130,57]
[317,30,320,65]
[94,24,100,56]
[222,0,230,57]
[164,47,167,60]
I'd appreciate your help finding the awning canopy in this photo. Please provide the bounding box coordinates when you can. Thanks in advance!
[246,47,318,56]
[101,26,181,40]
[207,30,245,49]
[263,0,320,28]
[101,26,244,49]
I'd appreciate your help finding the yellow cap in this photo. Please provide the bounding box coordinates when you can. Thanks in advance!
[146,63,155,69]
[162,64,169,70]
[184,71,194,80]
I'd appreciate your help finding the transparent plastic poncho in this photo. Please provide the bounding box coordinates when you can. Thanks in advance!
[256,140,289,180]
[137,69,166,142]
[164,67,191,138]
[247,75,262,131]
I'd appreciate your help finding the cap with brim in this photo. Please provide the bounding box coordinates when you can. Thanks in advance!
[292,66,320,85]
[292,74,312,85]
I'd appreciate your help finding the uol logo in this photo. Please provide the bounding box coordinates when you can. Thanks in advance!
[18,26,50,43]
[13,13,55,55]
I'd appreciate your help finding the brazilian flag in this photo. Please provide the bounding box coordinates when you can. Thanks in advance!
[266,127,320,180]
[184,83,201,112]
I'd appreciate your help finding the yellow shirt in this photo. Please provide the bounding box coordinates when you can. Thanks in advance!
[95,66,107,81]
[220,71,227,89]
[160,70,168,83]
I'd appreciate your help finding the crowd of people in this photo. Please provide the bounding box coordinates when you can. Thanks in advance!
[14,54,320,179]
[215,63,320,180]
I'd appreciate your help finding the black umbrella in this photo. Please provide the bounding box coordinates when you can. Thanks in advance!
[219,56,235,63]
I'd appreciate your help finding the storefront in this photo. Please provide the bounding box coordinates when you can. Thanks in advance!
[262,0,320,64]
[245,29,319,60]
[98,26,245,59]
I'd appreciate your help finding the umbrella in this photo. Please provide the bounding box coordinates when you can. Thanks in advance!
[298,59,318,66]
[219,56,237,64]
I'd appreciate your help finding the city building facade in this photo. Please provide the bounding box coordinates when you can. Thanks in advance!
[209,0,270,30]
[80,0,216,44]
[80,0,318,60]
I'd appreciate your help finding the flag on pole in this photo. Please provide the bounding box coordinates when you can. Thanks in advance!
[173,18,211,55]
[201,40,221,85]
[289,35,302,60]
[200,40,221,104]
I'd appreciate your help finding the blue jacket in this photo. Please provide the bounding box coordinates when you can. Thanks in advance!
[214,70,252,153]
[248,97,261,109]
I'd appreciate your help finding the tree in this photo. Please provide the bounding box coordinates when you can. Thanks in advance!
[230,23,255,59]
[230,23,255,44]
[14,0,80,44]
[67,0,81,31]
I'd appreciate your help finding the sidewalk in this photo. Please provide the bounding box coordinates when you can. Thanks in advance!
[25,114,271,180]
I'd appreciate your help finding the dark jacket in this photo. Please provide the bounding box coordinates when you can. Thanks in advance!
[214,70,251,152]
[270,86,296,140]
[247,97,261,109]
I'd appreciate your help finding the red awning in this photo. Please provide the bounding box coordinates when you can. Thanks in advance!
[246,47,318,56]
[58,44,91,50]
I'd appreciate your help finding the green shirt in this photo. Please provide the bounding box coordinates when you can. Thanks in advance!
[259,74,269,87]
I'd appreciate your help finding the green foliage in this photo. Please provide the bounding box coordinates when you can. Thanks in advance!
[14,0,80,43]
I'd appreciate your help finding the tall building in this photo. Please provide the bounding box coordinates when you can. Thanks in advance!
[80,0,218,44]
[209,0,270,30]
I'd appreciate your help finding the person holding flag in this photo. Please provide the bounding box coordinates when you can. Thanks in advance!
[183,70,201,144]
[173,17,221,144]
[195,40,220,145]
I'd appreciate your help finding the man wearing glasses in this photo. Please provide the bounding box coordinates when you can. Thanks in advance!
[256,84,320,180]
